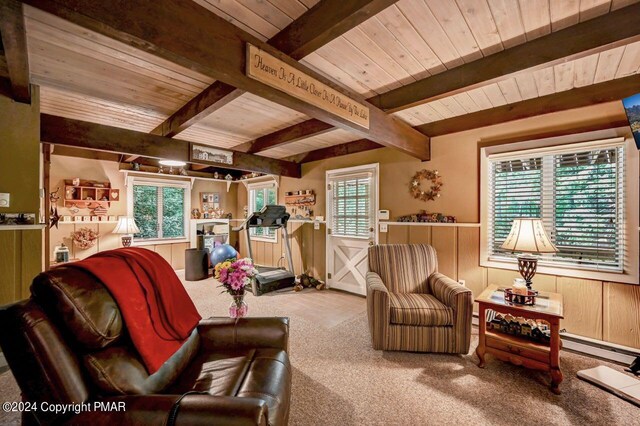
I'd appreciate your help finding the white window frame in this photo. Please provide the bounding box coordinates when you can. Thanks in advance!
[480,129,639,284]
[248,181,278,243]
[126,176,191,246]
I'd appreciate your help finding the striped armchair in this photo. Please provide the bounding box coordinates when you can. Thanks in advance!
[366,244,473,354]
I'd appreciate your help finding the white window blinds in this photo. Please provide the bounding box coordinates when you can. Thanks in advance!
[331,174,372,238]
[488,144,625,272]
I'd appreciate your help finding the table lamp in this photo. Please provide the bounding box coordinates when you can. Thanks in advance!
[113,216,140,247]
[501,218,558,290]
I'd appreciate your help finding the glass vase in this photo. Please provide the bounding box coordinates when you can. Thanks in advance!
[229,294,248,318]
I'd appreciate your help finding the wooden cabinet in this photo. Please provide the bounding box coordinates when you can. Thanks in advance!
[63,180,119,209]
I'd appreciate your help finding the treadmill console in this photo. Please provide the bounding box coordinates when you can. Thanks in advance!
[246,205,290,229]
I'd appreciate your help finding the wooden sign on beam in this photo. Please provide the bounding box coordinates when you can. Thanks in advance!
[246,43,370,129]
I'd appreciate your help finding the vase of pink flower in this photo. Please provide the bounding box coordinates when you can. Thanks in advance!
[214,257,258,318]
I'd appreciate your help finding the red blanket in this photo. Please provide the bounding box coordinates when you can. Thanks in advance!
[70,247,201,373]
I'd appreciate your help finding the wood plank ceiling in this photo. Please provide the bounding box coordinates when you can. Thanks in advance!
[15,0,640,165]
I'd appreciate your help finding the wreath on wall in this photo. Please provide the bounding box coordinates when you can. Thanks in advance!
[409,169,443,201]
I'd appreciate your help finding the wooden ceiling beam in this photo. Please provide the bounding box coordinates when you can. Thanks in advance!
[268,0,398,61]
[284,139,384,163]
[234,119,334,153]
[367,2,640,112]
[23,0,429,160]
[150,81,240,137]
[151,0,399,139]
[415,74,640,136]
[40,114,302,178]
[0,0,30,103]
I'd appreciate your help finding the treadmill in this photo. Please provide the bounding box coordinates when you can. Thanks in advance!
[233,205,295,296]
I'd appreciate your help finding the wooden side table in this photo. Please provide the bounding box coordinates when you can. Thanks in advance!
[476,285,564,394]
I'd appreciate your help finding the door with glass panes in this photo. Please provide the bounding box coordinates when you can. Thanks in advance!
[326,164,378,295]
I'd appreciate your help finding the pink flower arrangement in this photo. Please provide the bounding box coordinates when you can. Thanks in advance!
[71,227,99,250]
[214,257,258,296]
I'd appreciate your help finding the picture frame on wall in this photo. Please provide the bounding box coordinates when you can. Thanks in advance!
[200,192,221,216]
[190,143,233,165]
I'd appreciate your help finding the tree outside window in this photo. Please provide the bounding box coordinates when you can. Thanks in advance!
[249,184,277,241]
[131,180,188,241]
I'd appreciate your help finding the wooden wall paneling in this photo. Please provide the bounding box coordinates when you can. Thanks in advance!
[154,244,173,265]
[387,225,409,244]
[431,227,457,280]
[313,223,326,279]
[603,282,640,349]
[263,240,273,267]
[456,227,486,303]
[408,226,431,245]
[254,240,263,265]
[16,230,43,299]
[0,231,18,305]
[557,277,603,340]
[272,230,283,268]
[20,230,42,299]
[290,222,304,275]
[171,243,188,270]
[487,268,557,293]
[301,223,315,275]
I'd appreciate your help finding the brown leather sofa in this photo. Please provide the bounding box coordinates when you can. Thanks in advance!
[0,266,292,425]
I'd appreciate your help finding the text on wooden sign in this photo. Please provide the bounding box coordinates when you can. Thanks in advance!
[246,44,370,129]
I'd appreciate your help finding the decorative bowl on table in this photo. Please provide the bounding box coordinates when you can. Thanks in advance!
[504,288,538,305]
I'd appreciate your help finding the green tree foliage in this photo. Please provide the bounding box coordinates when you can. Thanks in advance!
[133,185,184,239]
[162,187,184,238]
[133,185,159,239]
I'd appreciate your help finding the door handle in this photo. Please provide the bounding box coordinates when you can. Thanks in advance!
[368,241,374,246]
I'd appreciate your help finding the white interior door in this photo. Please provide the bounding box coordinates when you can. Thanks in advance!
[326,164,378,295]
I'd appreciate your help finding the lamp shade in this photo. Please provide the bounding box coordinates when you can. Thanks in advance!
[500,218,558,254]
[113,216,140,235]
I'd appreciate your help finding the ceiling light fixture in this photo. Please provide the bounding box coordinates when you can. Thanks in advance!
[158,160,187,167]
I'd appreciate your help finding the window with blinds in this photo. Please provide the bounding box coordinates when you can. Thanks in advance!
[331,175,372,238]
[488,145,625,272]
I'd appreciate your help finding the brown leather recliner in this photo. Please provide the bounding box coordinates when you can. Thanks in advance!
[0,266,292,425]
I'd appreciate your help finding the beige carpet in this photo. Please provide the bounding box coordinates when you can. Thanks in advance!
[1,273,639,425]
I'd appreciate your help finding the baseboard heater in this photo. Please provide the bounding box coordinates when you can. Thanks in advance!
[472,315,640,365]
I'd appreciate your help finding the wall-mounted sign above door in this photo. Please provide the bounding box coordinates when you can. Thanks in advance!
[246,43,370,129]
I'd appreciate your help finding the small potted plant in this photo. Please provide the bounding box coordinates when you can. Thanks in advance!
[214,258,258,318]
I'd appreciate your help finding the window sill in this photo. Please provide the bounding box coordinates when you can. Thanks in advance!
[133,238,189,247]
[250,236,277,244]
[481,258,638,285]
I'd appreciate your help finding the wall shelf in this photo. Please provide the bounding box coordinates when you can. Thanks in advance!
[285,193,315,207]
[57,221,119,224]
[63,180,119,209]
